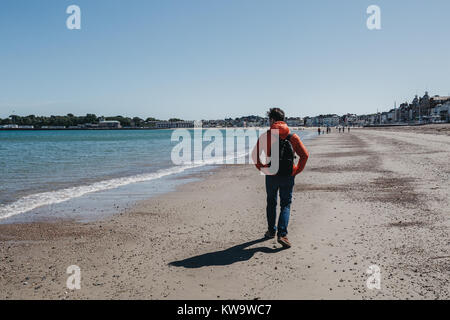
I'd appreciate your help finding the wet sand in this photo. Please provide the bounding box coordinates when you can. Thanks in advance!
[0,127,449,299]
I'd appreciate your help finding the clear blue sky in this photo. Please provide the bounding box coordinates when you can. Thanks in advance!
[1,0,449,120]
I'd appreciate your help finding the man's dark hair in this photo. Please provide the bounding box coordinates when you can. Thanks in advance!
[267,108,285,122]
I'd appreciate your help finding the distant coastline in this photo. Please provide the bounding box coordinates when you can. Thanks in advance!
[0,122,445,131]
[2,92,450,131]
[0,127,163,131]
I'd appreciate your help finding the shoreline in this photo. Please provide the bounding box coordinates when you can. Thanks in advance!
[0,164,219,225]
[1,123,448,131]
[0,128,316,225]
[0,127,448,299]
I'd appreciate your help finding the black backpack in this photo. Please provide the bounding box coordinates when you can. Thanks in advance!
[272,133,294,176]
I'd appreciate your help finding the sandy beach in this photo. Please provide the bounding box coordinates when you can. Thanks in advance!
[0,126,449,300]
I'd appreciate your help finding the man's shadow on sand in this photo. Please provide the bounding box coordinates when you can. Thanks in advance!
[168,237,286,268]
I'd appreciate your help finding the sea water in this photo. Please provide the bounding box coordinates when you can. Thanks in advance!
[0,128,315,223]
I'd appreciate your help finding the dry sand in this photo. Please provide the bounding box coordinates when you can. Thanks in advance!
[0,127,449,299]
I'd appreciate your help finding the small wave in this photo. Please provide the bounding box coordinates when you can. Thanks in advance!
[0,163,209,220]
[0,150,252,221]
[2,138,312,221]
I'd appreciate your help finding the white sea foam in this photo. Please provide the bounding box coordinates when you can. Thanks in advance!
[0,129,312,221]
[0,152,249,221]
[0,163,207,220]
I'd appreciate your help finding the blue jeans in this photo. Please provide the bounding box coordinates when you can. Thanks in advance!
[265,175,295,237]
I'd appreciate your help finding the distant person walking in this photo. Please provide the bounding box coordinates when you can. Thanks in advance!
[318,127,321,135]
[252,108,309,248]
[348,127,351,133]
[339,127,341,133]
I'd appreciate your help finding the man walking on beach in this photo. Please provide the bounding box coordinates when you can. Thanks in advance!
[252,108,309,248]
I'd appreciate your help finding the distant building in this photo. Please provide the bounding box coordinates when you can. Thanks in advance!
[202,120,226,128]
[431,101,450,122]
[99,120,122,129]
[430,95,450,107]
[41,126,66,129]
[84,123,99,128]
[342,114,357,126]
[322,115,339,127]
[419,91,431,118]
[366,114,376,125]
[286,117,304,127]
[155,121,195,129]
[398,102,411,123]
[0,124,19,129]
[305,116,321,127]
[443,101,450,122]
[387,110,395,123]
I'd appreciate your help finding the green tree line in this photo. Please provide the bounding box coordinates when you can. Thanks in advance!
[0,114,163,128]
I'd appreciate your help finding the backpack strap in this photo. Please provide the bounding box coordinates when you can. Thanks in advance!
[285,133,293,141]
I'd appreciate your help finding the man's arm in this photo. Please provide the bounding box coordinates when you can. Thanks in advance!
[290,134,309,175]
[252,137,262,170]
[252,130,271,171]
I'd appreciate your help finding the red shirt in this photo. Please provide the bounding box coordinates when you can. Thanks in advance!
[252,121,309,176]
